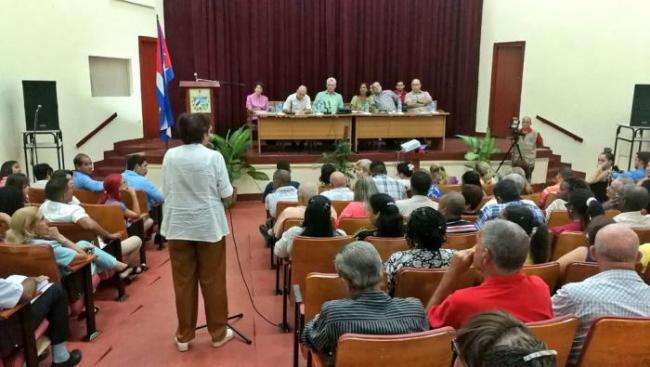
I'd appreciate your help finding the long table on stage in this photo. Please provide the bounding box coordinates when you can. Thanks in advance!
[256,112,448,153]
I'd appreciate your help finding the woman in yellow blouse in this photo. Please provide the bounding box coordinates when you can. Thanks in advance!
[350,83,374,112]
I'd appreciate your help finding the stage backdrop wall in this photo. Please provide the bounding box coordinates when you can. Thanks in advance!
[164,0,483,136]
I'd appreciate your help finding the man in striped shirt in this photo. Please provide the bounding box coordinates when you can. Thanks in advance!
[370,161,407,200]
[439,192,478,234]
[301,241,429,362]
[476,179,544,228]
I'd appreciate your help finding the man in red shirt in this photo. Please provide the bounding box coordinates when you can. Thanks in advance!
[426,219,552,329]
[392,81,407,103]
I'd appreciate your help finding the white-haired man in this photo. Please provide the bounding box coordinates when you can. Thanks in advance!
[312,77,344,114]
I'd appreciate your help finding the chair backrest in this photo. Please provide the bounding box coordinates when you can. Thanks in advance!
[81,203,127,237]
[577,317,650,366]
[439,184,461,194]
[604,209,621,219]
[461,214,478,222]
[393,267,480,306]
[632,228,650,244]
[552,231,586,260]
[334,328,455,367]
[291,236,354,295]
[522,262,561,292]
[522,192,542,207]
[275,201,298,218]
[562,261,600,285]
[303,273,349,322]
[543,192,558,209]
[338,217,372,236]
[73,189,103,204]
[281,218,303,235]
[443,233,477,251]
[0,243,61,283]
[331,201,351,215]
[366,236,409,262]
[49,222,97,243]
[548,210,572,228]
[528,315,579,367]
[27,187,45,204]
[119,190,149,214]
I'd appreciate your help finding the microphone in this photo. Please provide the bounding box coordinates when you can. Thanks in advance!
[193,72,199,81]
[33,104,43,131]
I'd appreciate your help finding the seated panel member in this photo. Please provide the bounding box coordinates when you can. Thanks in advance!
[283,85,312,114]
[370,82,399,113]
[350,83,374,112]
[72,153,104,192]
[392,80,407,103]
[405,79,433,113]
[312,77,344,114]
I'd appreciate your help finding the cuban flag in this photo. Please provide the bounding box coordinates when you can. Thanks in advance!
[156,17,175,140]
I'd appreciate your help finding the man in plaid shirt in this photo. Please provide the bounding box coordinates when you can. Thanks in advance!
[476,179,544,228]
[370,161,407,200]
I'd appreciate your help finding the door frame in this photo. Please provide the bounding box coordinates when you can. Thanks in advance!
[138,36,158,139]
[488,41,526,135]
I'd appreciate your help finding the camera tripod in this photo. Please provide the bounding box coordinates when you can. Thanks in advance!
[196,313,252,344]
[496,134,523,176]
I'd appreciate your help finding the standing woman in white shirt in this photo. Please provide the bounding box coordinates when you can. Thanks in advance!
[162,113,235,352]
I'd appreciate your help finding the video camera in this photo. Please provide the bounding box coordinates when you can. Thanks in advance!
[510,117,522,140]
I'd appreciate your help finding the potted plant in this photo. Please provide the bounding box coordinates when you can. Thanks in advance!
[456,129,500,167]
[210,127,269,205]
[322,140,354,179]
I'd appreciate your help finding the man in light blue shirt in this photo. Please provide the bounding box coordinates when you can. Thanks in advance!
[312,77,344,114]
[612,151,650,182]
[72,153,103,192]
[122,154,164,209]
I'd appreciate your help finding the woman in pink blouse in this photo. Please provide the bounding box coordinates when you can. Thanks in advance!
[336,177,378,227]
[245,82,269,126]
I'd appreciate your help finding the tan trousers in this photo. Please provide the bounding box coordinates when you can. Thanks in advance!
[121,236,142,267]
[168,239,228,343]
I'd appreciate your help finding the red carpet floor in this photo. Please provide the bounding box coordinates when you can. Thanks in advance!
[66,202,294,366]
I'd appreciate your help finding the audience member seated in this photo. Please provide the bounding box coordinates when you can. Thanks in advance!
[429,163,457,185]
[370,161,407,200]
[476,180,544,228]
[439,192,478,234]
[271,184,336,239]
[612,150,650,182]
[540,167,573,207]
[6,173,29,203]
[427,220,552,329]
[39,175,142,270]
[0,277,82,366]
[32,163,53,189]
[461,170,482,188]
[637,160,650,186]
[545,177,591,219]
[481,173,536,208]
[50,170,81,205]
[264,169,298,218]
[0,213,10,240]
[461,184,484,216]
[355,193,405,241]
[0,186,25,216]
[476,161,497,186]
[395,162,413,190]
[273,196,345,259]
[301,241,429,362]
[122,154,164,209]
[384,207,454,293]
[72,153,104,192]
[101,173,154,236]
[319,163,337,189]
[261,160,300,203]
[612,184,650,228]
[396,171,438,218]
[501,205,551,264]
[588,148,615,202]
[0,160,21,187]
[6,207,130,277]
[556,215,614,273]
[553,223,650,365]
[353,159,372,178]
[336,177,377,227]
[550,189,604,236]
[320,172,354,201]
[454,311,557,367]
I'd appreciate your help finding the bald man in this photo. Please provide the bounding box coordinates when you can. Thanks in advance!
[264,169,298,218]
[321,171,354,201]
[312,77,344,114]
[553,223,650,364]
[405,79,433,113]
[283,85,312,114]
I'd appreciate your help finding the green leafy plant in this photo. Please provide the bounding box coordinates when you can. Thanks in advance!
[210,127,269,182]
[322,140,354,179]
[456,130,500,164]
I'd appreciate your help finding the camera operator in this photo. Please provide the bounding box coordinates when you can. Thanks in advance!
[511,116,544,181]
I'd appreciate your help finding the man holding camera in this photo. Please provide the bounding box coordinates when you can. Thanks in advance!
[512,116,544,181]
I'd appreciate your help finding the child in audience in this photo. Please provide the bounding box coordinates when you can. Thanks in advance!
[429,163,457,185]
[355,193,404,241]
[396,162,414,190]
[0,160,21,187]
[501,205,551,264]
[551,189,604,236]
[336,177,378,227]
[461,170,482,188]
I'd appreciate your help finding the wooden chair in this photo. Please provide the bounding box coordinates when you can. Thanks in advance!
[338,217,372,236]
[26,188,44,204]
[527,315,579,367]
[73,189,103,204]
[331,201,351,215]
[604,209,621,219]
[522,262,561,292]
[551,231,586,260]
[547,210,572,228]
[632,228,650,244]
[443,233,477,250]
[562,261,600,285]
[522,192,542,207]
[543,192,558,209]
[49,222,97,243]
[272,218,304,294]
[333,328,455,367]
[275,201,299,218]
[577,317,650,366]
[439,184,461,194]
[393,268,480,306]
[366,236,409,261]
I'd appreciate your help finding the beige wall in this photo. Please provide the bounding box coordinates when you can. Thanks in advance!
[0,0,164,174]
[477,0,650,175]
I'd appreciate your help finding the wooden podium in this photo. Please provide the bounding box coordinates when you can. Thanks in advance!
[179,80,220,131]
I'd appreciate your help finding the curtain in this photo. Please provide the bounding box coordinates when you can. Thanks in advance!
[164,0,483,135]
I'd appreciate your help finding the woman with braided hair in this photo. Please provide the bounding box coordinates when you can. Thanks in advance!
[384,206,455,293]
[354,193,404,241]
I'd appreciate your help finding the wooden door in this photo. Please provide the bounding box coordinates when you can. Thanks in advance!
[139,36,159,139]
[488,42,525,137]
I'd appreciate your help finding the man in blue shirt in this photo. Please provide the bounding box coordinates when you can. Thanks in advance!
[72,153,104,192]
[612,151,650,182]
[122,154,164,210]
[261,160,299,203]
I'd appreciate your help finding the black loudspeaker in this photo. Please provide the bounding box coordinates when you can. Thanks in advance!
[631,84,650,127]
[22,81,59,131]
